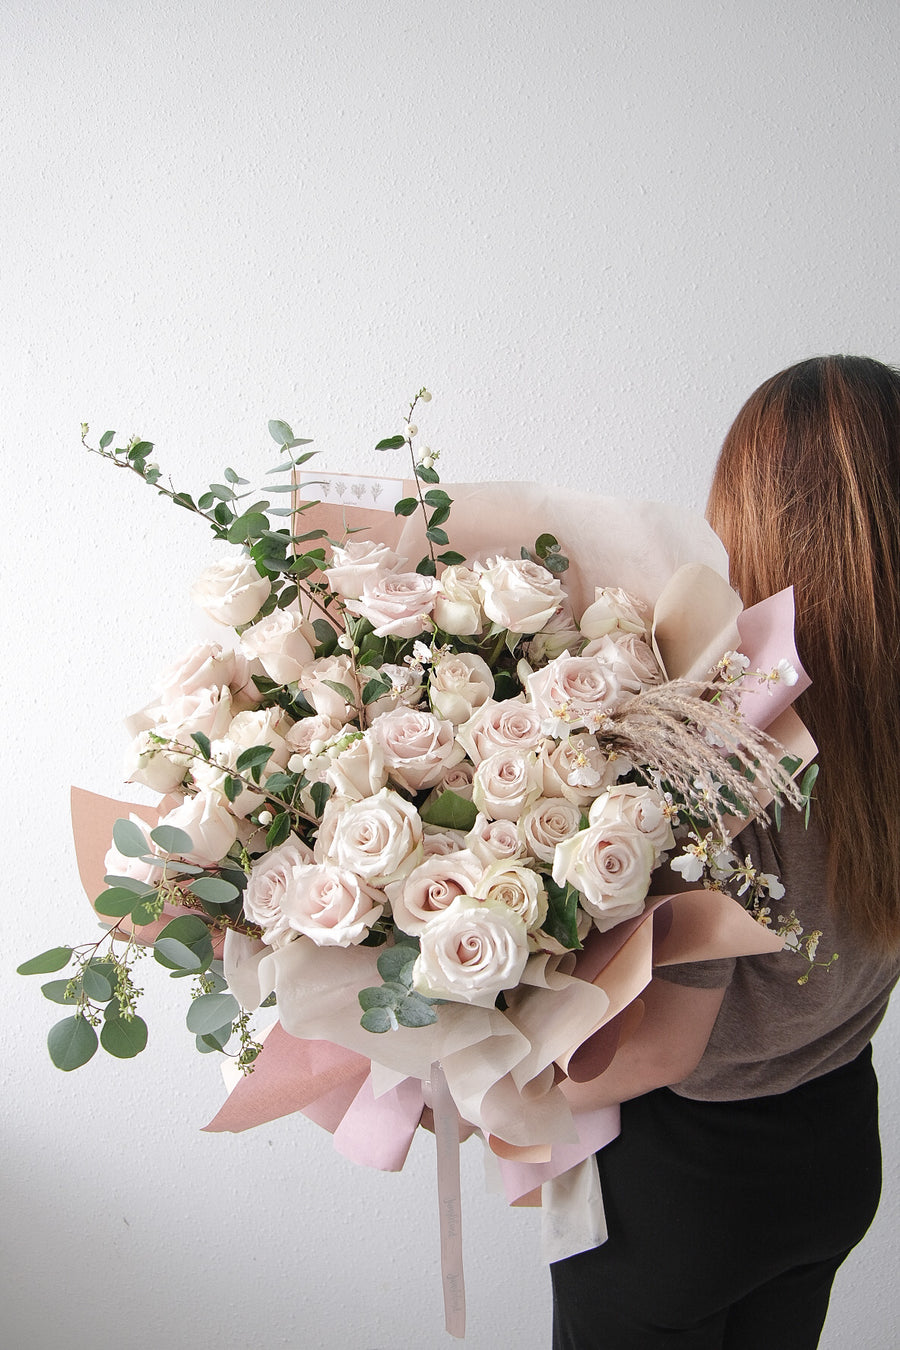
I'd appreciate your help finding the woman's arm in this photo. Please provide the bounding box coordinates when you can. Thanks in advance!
[558,977,725,1112]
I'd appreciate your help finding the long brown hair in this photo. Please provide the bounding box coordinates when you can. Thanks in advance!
[707,355,900,951]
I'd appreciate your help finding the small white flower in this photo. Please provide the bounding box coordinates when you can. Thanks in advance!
[717,650,750,681]
[760,871,786,900]
[671,851,705,883]
[412,639,434,666]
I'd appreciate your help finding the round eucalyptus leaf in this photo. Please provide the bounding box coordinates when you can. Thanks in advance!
[100,1014,148,1058]
[149,824,194,855]
[41,979,80,1005]
[81,965,114,1002]
[112,818,150,857]
[185,992,240,1036]
[48,1016,98,1071]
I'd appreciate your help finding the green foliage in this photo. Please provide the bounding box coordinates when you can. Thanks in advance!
[542,876,583,951]
[17,947,74,975]
[357,938,440,1033]
[48,1016,98,1071]
[420,789,478,832]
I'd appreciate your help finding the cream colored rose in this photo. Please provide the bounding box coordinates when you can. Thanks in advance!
[240,610,317,685]
[368,706,464,792]
[191,555,271,627]
[190,707,290,817]
[314,787,423,886]
[284,714,345,758]
[323,539,405,600]
[413,895,529,1007]
[589,784,675,855]
[157,641,252,702]
[123,730,192,793]
[519,797,584,863]
[324,732,389,801]
[158,790,239,865]
[526,653,621,731]
[524,601,582,664]
[465,813,526,864]
[456,698,545,765]
[472,748,543,822]
[579,586,649,640]
[278,863,385,947]
[299,655,360,724]
[472,859,547,930]
[363,663,426,722]
[243,836,316,941]
[476,556,565,634]
[551,820,655,931]
[386,848,484,934]
[343,572,438,638]
[422,827,470,856]
[429,651,495,724]
[433,565,484,636]
[147,685,235,747]
[539,732,616,806]
[581,632,663,694]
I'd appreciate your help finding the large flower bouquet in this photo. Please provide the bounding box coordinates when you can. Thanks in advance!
[22,393,819,1336]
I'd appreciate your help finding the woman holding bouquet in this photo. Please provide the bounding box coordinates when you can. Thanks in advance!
[551,355,900,1348]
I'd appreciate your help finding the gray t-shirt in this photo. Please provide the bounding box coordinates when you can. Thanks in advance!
[657,810,900,1101]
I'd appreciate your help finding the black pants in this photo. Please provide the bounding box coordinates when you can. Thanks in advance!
[550,1047,882,1349]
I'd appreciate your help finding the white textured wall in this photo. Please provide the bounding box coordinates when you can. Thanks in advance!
[2,3,899,1346]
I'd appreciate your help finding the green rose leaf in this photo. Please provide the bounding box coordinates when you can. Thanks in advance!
[17,947,74,976]
[419,789,478,832]
[542,876,583,951]
[186,992,240,1036]
[393,497,419,517]
[423,489,451,508]
[375,434,407,450]
[415,464,440,483]
[363,677,393,705]
[322,680,356,705]
[100,1013,149,1059]
[48,1016,98,1071]
[266,812,292,850]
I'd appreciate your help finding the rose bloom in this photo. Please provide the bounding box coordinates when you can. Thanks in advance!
[299,655,360,724]
[157,641,253,703]
[552,819,656,931]
[472,748,543,822]
[465,813,526,864]
[386,848,484,934]
[412,895,529,1007]
[433,565,484,636]
[524,601,583,664]
[243,836,316,941]
[190,707,290,817]
[123,730,192,793]
[472,859,548,931]
[456,698,545,765]
[131,683,235,747]
[519,796,584,864]
[422,827,470,857]
[324,732,390,801]
[343,571,439,638]
[579,586,649,641]
[278,863,385,947]
[539,732,616,806]
[363,662,426,722]
[314,787,424,886]
[240,610,317,685]
[155,790,239,865]
[581,632,663,694]
[284,713,345,758]
[589,783,675,855]
[429,651,495,724]
[368,706,465,792]
[323,539,405,600]
[191,555,272,627]
[476,555,565,634]
[526,653,622,731]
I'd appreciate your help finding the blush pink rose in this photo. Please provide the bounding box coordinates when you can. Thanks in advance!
[343,572,439,638]
[278,863,385,946]
[323,539,405,600]
[551,819,655,931]
[368,706,464,792]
